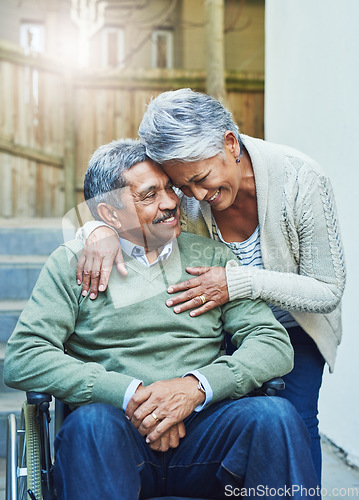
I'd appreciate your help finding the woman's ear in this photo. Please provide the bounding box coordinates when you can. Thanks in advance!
[224,131,241,158]
[96,203,122,230]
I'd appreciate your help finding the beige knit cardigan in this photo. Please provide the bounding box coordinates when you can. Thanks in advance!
[177,135,346,372]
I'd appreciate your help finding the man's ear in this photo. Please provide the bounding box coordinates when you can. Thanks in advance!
[96,203,122,230]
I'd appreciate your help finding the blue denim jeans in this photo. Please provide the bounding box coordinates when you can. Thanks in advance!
[53,397,318,500]
[277,326,325,485]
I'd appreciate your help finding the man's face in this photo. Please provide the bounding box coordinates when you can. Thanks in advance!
[117,161,181,250]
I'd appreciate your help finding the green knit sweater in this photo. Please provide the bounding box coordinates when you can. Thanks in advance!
[4,232,293,410]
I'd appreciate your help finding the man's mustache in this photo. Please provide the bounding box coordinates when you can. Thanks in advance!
[153,207,178,225]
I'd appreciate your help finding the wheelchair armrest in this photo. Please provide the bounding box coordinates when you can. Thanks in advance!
[249,377,285,397]
[261,377,285,396]
[26,392,70,433]
[26,391,52,406]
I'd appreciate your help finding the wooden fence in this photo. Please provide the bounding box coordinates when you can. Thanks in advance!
[0,42,264,218]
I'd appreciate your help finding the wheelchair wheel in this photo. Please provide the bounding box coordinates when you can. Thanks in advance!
[6,403,42,500]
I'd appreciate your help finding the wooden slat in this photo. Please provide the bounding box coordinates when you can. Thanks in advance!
[0,42,63,74]
[0,138,63,168]
[0,62,15,140]
[73,67,264,92]
[0,152,13,217]
[36,161,44,217]
[63,73,76,213]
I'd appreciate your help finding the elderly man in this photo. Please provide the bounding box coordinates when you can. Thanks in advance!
[5,139,318,500]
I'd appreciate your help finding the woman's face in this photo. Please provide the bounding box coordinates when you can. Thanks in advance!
[162,144,241,212]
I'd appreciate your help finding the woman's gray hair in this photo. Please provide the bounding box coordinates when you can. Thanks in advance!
[84,138,149,220]
[138,88,242,164]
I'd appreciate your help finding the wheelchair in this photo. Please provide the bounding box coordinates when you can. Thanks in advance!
[5,378,285,500]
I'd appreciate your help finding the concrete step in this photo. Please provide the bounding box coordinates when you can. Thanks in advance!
[0,256,46,300]
[0,220,68,302]
[0,219,64,256]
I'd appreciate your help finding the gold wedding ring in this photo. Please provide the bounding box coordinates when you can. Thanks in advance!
[199,294,207,305]
[151,412,159,422]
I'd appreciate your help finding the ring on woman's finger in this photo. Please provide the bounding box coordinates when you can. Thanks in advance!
[151,412,159,422]
[198,294,207,305]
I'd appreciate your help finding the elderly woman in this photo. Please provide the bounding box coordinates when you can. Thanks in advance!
[76,89,345,483]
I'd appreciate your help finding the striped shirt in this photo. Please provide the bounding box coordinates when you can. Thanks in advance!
[212,219,263,268]
[212,217,298,329]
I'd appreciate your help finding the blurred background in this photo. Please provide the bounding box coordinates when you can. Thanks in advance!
[0,0,265,215]
[0,0,358,480]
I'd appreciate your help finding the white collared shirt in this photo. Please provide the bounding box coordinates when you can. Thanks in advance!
[119,237,173,267]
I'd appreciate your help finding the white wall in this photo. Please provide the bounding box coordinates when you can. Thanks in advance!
[265,0,359,466]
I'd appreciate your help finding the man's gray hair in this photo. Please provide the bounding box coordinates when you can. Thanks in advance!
[138,88,242,165]
[84,138,149,220]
